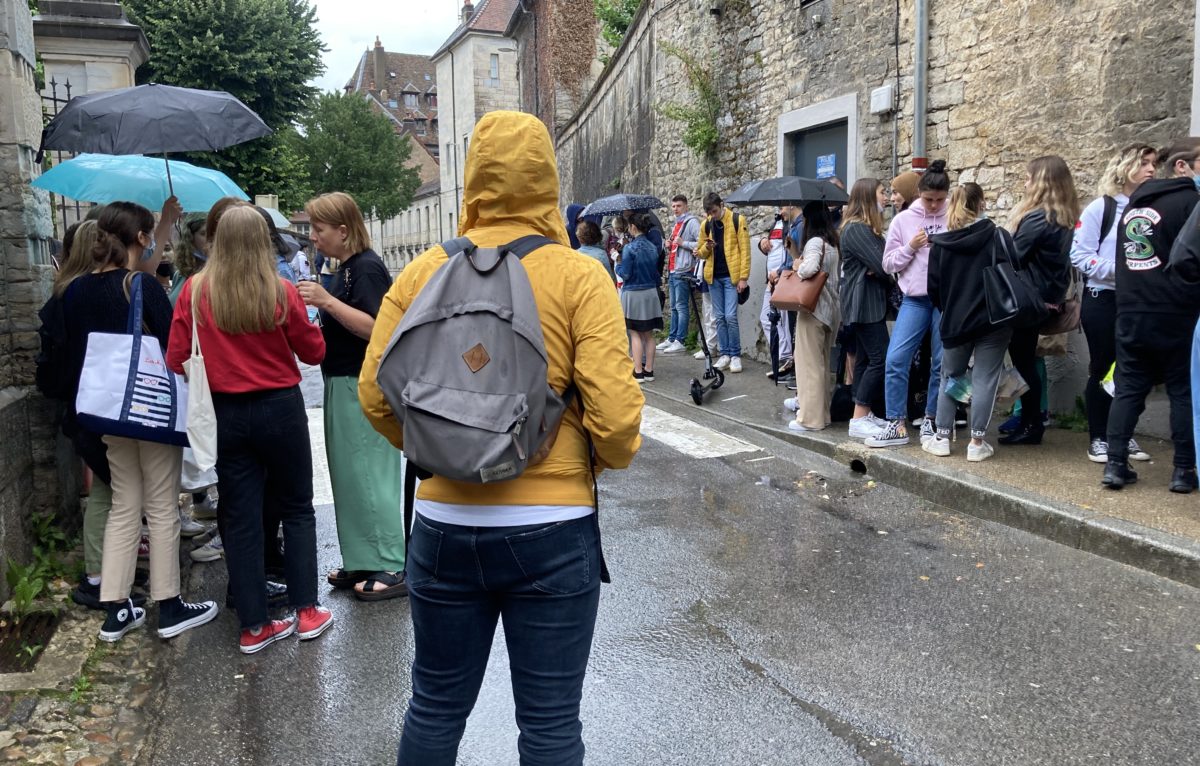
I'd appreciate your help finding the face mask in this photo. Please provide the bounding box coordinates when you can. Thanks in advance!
[140,236,157,262]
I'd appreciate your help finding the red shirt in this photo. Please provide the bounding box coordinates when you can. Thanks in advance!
[166,279,326,394]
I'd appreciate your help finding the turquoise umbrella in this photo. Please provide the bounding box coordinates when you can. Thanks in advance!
[32,153,250,212]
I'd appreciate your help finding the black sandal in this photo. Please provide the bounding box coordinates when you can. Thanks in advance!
[326,568,371,589]
[353,571,409,602]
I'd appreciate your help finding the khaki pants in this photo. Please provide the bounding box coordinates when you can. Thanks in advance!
[100,436,182,602]
[792,312,832,429]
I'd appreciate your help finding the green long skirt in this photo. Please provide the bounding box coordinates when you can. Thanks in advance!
[324,375,406,572]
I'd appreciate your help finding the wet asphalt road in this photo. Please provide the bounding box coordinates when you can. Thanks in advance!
[137,374,1200,766]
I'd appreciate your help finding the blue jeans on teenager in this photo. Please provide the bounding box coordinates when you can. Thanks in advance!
[884,295,943,422]
[397,514,602,766]
[709,276,741,357]
[668,272,692,342]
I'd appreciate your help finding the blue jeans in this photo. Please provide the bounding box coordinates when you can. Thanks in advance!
[397,514,602,766]
[668,273,692,342]
[884,295,943,422]
[708,277,741,357]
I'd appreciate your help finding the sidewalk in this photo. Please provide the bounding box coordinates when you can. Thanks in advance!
[640,349,1200,589]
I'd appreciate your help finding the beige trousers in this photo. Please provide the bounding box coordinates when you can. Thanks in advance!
[792,312,832,429]
[100,436,183,602]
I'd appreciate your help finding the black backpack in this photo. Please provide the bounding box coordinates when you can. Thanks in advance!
[35,290,73,402]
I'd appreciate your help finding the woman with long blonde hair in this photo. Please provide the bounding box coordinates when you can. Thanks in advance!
[1069,144,1157,464]
[297,191,409,602]
[1001,155,1081,446]
[166,205,330,654]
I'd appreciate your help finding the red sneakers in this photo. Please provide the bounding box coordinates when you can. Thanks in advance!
[296,605,333,640]
[239,617,296,654]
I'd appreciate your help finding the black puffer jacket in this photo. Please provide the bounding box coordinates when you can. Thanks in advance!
[928,218,1013,348]
[1012,209,1072,304]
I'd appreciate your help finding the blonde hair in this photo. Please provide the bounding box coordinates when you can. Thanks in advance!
[946,183,986,230]
[1097,144,1157,197]
[841,178,885,236]
[53,220,99,297]
[1008,155,1080,232]
[192,206,287,334]
[304,192,371,255]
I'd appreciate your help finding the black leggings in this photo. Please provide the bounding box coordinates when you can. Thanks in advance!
[1080,288,1116,441]
[1008,325,1042,429]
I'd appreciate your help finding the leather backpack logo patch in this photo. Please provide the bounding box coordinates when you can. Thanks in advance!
[462,343,491,373]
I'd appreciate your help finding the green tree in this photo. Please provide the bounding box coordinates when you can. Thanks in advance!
[123,0,325,210]
[296,92,420,221]
[594,0,641,48]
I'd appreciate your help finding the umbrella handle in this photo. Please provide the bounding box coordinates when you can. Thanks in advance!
[163,153,183,246]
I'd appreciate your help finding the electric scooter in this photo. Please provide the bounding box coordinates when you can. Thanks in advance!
[687,278,724,405]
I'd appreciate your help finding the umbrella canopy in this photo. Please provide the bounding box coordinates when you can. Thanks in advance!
[725,177,848,207]
[32,154,250,212]
[580,194,665,217]
[38,83,271,158]
[263,207,292,230]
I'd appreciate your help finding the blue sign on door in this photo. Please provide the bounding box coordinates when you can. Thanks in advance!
[816,154,837,179]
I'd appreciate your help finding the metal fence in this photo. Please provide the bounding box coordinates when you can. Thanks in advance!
[41,76,93,240]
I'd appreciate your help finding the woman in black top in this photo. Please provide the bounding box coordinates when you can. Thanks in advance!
[1001,156,1080,446]
[298,192,408,602]
[65,201,218,643]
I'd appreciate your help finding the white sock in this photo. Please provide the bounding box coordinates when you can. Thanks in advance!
[87,575,101,586]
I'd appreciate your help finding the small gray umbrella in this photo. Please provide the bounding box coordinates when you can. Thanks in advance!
[580,194,665,217]
[38,83,272,159]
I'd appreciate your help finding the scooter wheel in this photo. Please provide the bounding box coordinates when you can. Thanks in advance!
[711,372,725,391]
[689,380,704,406]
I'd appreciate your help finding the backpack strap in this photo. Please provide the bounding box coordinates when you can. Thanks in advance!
[1099,195,1118,245]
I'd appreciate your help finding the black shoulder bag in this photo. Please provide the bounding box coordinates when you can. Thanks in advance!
[983,229,1049,329]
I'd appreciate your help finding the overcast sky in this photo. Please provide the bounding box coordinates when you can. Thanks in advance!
[308,1,461,93]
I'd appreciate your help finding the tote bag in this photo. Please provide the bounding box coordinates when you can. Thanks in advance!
[770,241,828,313]
[184,289,217,470]
[75,273,189,446]
[983,229,1048,329]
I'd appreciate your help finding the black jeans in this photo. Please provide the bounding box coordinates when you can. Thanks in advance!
[1008,325,1042,429]
[1081,288,1117,441]
[1107,313,1196,468]
[213,386,318,629]
[397,514,601,766]
[852,320,889,411]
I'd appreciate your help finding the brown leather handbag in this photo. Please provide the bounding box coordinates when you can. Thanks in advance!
[770,241,827,313]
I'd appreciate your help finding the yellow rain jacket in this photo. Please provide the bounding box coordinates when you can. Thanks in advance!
[694,207,751,285]
[358,111,644,508]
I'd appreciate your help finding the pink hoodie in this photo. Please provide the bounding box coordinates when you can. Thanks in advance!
[882,198,949,297]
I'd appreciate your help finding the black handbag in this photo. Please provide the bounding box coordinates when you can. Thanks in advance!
[983,229,1048,328]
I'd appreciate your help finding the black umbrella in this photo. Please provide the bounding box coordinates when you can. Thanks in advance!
[580,194,665,217]
[725,176,848,207]
[768,305,781,385]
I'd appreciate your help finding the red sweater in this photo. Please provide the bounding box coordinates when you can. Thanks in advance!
[166,279,326,393]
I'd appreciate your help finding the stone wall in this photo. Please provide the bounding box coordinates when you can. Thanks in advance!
[0,0,62,593]
[555,0,1194,404]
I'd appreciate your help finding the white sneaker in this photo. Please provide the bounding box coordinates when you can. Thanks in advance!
[1127,439,1151,461]
[178,507,209,538]
[729,357,743,373]
[867,414,891,429]
[922,436,951,457]
[783,397,799,412]
[788,420,816,432]
[967,440,995,462]
[693,350,708,360]
[713,355,731,370]
[848,416,885,439]
[662,340,686,354]
[655,339,671,351]
[919,418,936,447]
[190,533,224,563]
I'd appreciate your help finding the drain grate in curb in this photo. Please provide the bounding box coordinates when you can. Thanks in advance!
[0,612,62,673]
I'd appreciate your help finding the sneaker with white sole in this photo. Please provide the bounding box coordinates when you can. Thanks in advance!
[848,416,885,439]
[240,617,296,655]
[922,436,951,456]
[662,340,686,354]
[191,495,218,521]
[1087,438,1108,464]
[967,440,995,462]
[865,419,909,448]
[867,414,890,429]
[99,599,145,642]
[190,533,223,563]
[655,339,671,351]
[783,397,799,412]
[178,507,209,538]
[156,596,219,639]
[788,420,817,432]
[729,357,743,373]
[919,418,936,446]
[693,349,708,360]
[1127,439,1151,461]
[296,605,334,640]
[713,355,731,370]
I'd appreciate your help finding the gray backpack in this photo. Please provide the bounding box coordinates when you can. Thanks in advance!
[375,235,569,483]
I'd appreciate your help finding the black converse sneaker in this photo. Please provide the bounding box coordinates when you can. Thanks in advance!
[99,599,146,642]
[156,596,219,639]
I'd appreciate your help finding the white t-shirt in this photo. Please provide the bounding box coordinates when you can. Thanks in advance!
[415,499,594,527]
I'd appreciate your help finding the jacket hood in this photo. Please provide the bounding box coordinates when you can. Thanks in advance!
[1129,177,1195,207]
[931,218,995,252]
[910,197,948,220]
[459,111,570,247]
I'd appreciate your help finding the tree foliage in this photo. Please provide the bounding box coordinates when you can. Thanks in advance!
[123,0,325,210]
[296,92,420,222]
[594,0,641,49]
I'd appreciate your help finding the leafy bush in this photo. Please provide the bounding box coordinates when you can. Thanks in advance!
[656,42,720,160]
[595,0,641,48]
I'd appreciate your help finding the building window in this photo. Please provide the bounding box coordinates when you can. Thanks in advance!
[428,94,437,108]
[463,136,469,157]
[388,99,398,108]
[404,93,418,107]
[416,121,426,136]
[777,93,859,184]
[487,54,500,87]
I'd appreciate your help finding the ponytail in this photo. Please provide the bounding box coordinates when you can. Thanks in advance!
[91,229,127,269]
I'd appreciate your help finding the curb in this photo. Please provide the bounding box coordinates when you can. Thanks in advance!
[642,387,1200,590]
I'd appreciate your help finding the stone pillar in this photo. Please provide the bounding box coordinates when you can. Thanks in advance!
[32,0,148,96]
[0,0,59,590]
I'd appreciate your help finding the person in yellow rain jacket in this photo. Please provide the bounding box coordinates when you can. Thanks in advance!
[694,191,751,373]
[358,110,644,766]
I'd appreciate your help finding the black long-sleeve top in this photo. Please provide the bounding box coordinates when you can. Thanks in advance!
[1012,209,1072,305]
[839,221,890,325]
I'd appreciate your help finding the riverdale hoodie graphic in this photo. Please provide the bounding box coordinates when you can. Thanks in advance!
[1116,177,1200,317]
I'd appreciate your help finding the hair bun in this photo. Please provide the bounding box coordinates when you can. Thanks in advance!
[927,159,947,174]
